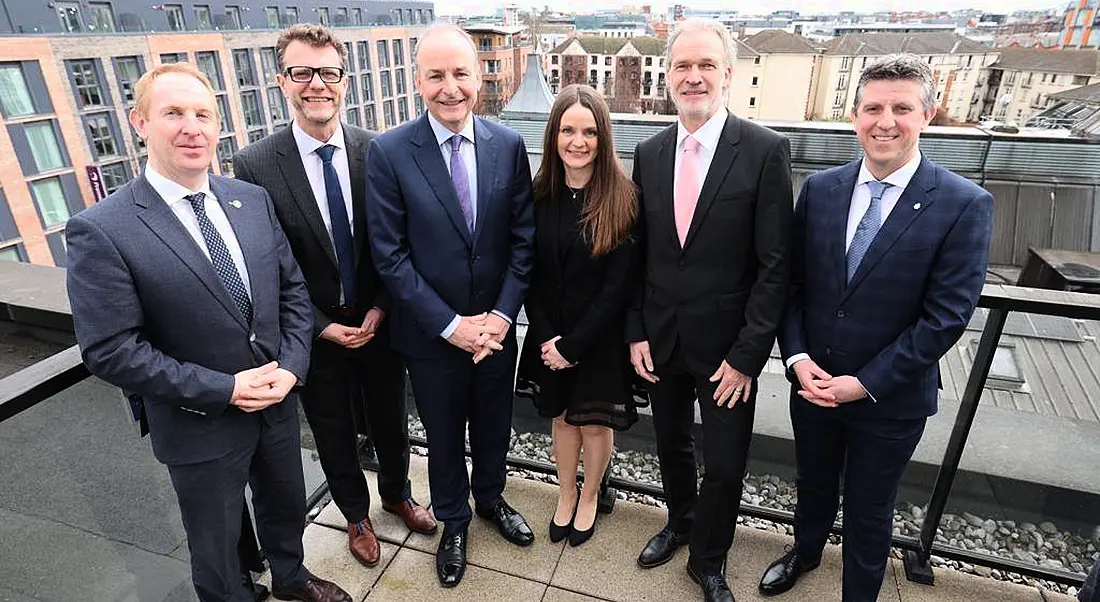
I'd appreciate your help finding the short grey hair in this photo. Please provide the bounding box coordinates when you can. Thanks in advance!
[853,53,937,113]
[664,18,737,71]
[414,23,479,68]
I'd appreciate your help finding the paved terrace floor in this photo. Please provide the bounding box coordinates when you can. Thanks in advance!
[283,455,1079,602]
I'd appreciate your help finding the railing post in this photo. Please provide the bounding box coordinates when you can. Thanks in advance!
[903,308,1009,585]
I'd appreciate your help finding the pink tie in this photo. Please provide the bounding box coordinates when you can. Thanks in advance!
[675,136,702,245]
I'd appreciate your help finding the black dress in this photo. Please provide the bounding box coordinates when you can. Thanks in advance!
[515,185,640,431]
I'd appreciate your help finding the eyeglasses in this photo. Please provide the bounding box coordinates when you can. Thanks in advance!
[284,66,345,84]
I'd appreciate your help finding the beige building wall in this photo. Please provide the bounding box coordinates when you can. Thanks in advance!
[993,69,1100,124]
[729,53,818,121]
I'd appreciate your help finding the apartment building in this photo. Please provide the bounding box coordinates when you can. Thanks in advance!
[812,33,997,123]
[463,24,532,115]
[982,48,1100,125]
[547,36,668,114]
[729,30,822,121]
[0,8,431,267]
[1061,0,1099,48]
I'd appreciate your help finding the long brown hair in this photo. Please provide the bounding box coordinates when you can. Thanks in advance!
[532,84,637,256]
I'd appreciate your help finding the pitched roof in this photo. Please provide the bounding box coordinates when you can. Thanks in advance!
[1052,82,1100,103]
[990,48,1100,75]
[741,30,823,54]
[825,32,992,56]
[550,36,665,56]
[501,53,555,115]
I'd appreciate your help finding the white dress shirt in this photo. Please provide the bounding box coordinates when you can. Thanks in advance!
[427,111,479,227]
[674,107,728,187]
[146,164,252,298]
[291,121,355,248]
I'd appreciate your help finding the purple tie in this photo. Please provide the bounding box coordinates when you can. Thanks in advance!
[449,134,474,232]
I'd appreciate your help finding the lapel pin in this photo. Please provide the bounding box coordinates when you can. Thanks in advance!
[230,200,242,209]
[913,202,921,210]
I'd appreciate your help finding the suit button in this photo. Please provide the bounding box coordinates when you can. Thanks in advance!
[825,347,832,355]
[472,254,480,262]
[836,310,846,318]
[249,333,256,342]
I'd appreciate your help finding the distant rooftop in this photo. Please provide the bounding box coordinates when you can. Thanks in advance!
[741,29,824,54]
[550,35,666,56]
[1052,83,1100,103]
[463,24,526,35]
[825,32,992,55]
[989,47,1100,75]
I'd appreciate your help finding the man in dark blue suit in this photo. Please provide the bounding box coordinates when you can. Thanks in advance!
[759,54,993,602]
[365,24,536,588]
[65,63,350,602]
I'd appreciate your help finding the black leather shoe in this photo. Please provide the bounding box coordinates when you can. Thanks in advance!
[476,499,534,546]
[758,547,820,596]
[687,563,736,602]
[436,528,468,588]
[637,525,690,568]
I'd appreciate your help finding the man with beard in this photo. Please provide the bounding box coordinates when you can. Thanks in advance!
[365,24,536,589]
[627,18,792,602]
[233,24,436,572]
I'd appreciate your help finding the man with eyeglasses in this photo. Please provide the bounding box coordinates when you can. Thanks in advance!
[234,23,436,573]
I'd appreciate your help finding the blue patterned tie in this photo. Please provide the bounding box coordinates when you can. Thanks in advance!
[186,193,253,323]
[846,180,892,282]
[315,144,357,308]
[449,134,474,232]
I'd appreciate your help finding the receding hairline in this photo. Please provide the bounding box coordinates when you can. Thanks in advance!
[414,24,478,66]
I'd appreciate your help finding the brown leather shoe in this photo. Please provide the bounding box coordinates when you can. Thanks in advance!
[383,497,438,534]
[271,577,352,602]
[347,518,380,567]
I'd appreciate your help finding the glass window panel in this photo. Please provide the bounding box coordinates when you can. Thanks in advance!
[383,99,394,128]
[345,107,360,126]
[196,52,223,90]
[25,122,66,172]
[165,4,185,31]
[380,71,391,97]
[89,3,115,31]
[0,246,21,262]
[352,8,362,26]
[100,162,128,193]
[216,137,236,174]
[267,88,288,122]
[70,60,104,107]
[194,5,211,30]
[248,129,265,143]
[398,97,408,123]
[357,42,371,72]
[285,7,298,24]
[346,75,358,105]
[318,7,328,25]
[364,104,376,130]
[115,57,142,104]
[242,90,262,127]
[233,49,256,87]
[32,178,71,228]
[265,7,278,28]
[393,39,404,66]
[260,48,278,84]
[377,41,389,68]
[217,95,233,132]
[0,64,35,117]
[225,6,242,29]
[56,2,84,31]
[395,68,405,95]
[85,114,118,158]
[362,76,374,102]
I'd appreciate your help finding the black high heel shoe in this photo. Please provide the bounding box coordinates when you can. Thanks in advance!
[549,485,579,543]
[568,496,598,547]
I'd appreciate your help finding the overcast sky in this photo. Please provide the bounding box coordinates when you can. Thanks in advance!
[438,0,1065,17]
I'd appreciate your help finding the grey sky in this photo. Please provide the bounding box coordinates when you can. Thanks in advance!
[439,0,1064,17]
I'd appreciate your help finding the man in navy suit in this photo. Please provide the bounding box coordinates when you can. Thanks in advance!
[65,63,351,602]
[366,24,536,588]
[758,54,993,602]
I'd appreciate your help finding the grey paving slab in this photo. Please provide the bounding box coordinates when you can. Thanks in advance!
[1040,588,1080,602]
[0,585,48,602]
[364,547,547,601]
[404,471,566,583]
[256,523,398,601]
[895,566,1043,602]
[541,587,613,602]
[0,507,197,602]
[313,454,434,546]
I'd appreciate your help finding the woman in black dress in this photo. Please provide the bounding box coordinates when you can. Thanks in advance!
[516,84,639,547]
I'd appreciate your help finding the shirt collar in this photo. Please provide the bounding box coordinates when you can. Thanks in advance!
[144,163,214,207]
[676,107,728,152]
[292,120,346,156]
[427,111,475,148]
[857,150,923,191]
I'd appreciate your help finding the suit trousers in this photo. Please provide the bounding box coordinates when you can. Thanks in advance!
[403,333,518,531]
[648,345,757,573]
[790,395,926,602]
[300,330,409,524]
[167,407,310,602]
[1079,554,1100,602]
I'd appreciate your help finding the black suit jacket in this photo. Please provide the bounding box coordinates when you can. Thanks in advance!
[626,113,792,377]
[233,124,388,338]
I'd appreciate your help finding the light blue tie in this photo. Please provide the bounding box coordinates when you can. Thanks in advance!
[846,180,892,282]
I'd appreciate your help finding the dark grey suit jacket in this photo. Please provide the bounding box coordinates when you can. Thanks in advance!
[65,173,313,465]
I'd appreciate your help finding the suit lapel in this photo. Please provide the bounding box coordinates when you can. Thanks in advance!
[275,128,339,269]
[682,114,741,251]
[829,162,860,294]
[346,128,368,265]
[655,128,678,251]
[131,176,246,327]
[410,115,473,246]
[473,117,497,244]
[843,158,938,299]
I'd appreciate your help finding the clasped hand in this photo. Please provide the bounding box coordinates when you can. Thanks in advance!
[319,308,385,349]
[231,361,297,412]
[540,336,573,371]
[791,359,867,407]
[448,312,508,363]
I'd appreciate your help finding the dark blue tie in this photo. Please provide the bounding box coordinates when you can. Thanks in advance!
[847,180,892,282]
[315,144,357,307]
[185,193,253,323]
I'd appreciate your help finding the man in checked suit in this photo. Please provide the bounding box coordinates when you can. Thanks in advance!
[65,63,350,602]
[758,54,993,602]
[233,24,436,570]
[628,19,792,602]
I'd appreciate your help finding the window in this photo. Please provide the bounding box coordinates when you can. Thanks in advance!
[233,49,257,87]
[1074,75,1089,85]
[25,122,66,172]
[836,74,847,91]
[160,53,184,64]
[364,104,376,130]
[69,60,106,108]
[241,91,263,127]
[267,88,288,122]
[357,42,371,71]
[56,1,84,32]
[335,7,347,24]
[346,107,360,126]
[377,41,390,68]
[485,80,499,94]
[346,75,358,104]
[216,137,236,175]
[362,76,374,102]
[605,56,612,66]
[645,57,652,66]
[590,56,598,65]
[32,178,71,228]
[749,97,756,107]
[265,6,279,28]
[605,70,611,81]
[551,55,559,65]
[352,8,362,26]
[88,3,115,31]
[114,57,143,104]
[196,51,224,90]
[0,64,36,117]
[0,246,24,263]
[217,96,233,132]
[395,68,405,95]
[589,69,597,82]
[260,48,278,83]
[85,113,118,158]
[318,7,329,25]
[285,7,298,24]
[414,94,423,116]
[380,71,392,97]
[383,100,395,128]
[164,4,185,31]
[225,6,242,29]
[751,76,758,87]
[248,129,265,143]
[968,341,1025,390]
[398,97,408,122]
[393,40,404,66]
[47,231,67,267]
[194,5,212,30]
[100,162,128,193]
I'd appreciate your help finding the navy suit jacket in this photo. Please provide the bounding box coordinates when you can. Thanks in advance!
[366,114,535,359]
[779,157,993,420]
[65,174,313,465]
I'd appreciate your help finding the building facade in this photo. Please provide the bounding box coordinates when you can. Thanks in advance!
[1061,0,1099,49]
[463,24,532,115]
[548,36,669,114]
[982,48,1100,125]
[728,30,822,121]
